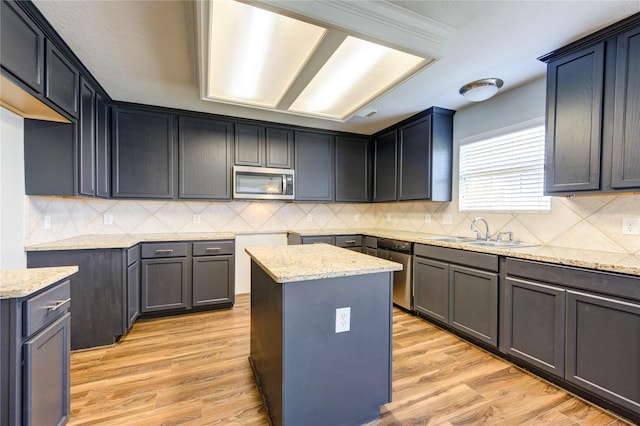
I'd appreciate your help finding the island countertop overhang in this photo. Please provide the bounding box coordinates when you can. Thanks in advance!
[245,243,402,284]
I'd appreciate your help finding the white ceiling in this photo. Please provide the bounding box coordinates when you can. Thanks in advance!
[33,0,640,135]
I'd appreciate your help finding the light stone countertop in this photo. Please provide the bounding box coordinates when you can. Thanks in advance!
[245,243,403,283]
[25,232,236,251]
[288,229,640,277]
[0,266,78,299]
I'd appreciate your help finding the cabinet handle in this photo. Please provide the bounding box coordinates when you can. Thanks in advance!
[206,247,221,251]
[155,249,174,254]
[45,298,71,312]
[345,240,356,244]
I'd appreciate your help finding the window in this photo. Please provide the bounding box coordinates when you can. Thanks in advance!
[459,119,550,212]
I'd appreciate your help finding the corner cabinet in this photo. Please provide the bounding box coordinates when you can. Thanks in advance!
[112,107,175,198]
[372,107,454,202]
[540,13,640,194]
[295,131,334,201]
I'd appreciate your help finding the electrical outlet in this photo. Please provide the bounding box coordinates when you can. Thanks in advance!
[44,216,51,230]
[386,214,391,222]
[103,214,113,225]
[622,218,640,235]
[425,213,432,224]
[193,214,201,224]
[335,307,351,333]
[354,214,360,222]
[443,214,453,225]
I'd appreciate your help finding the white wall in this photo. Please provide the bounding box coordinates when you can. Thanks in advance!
[0,107,26,269]
[234,233,288,294]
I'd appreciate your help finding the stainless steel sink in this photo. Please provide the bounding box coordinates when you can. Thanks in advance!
[421,236,478,243]
[466,240,538,249]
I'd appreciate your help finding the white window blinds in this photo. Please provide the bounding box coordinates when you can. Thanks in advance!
[459,123,550,212]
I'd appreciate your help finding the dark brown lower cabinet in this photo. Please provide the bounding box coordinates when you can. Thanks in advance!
[566,290,640,414]
[141,257,189,312]
[1,278,71,426]
[504,277,566,377]
[412,244,499,348]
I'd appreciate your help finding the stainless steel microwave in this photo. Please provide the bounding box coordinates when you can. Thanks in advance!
[233,166,295,200]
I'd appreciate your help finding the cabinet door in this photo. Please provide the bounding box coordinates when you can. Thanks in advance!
[335,136,369,202]
[266,127,294,169]
[179,116,232,199]
[141,258,189,312]
[113,108,175,198]
[23,313,70,426]
[505,277,565,377]
[24,120,76,196]
[612,26,640,189]
[413,257,449,323]
[78,78,96,196]
[0,1,44,93]
[398,116,431,200]
[96,95,110,198]
[566,291,640,414]
[449,265,498,347]
[45,41,79,118]
[295,131,334,201]
[192,256,234,307]
[545,43,605,193]
[234,123,264,166]
[127,261,140,329]
[372,130,397,202]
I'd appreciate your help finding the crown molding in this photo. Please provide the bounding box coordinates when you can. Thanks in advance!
[256,0,456,58]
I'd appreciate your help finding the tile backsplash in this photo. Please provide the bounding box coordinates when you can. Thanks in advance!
[26,194,640,255]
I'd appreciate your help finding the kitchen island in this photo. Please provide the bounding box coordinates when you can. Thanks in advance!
[245,244,402,426]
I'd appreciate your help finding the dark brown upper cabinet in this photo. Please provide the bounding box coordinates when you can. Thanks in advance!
[540,13,640,194]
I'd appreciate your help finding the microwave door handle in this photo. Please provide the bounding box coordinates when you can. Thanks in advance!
[282,175,287,194]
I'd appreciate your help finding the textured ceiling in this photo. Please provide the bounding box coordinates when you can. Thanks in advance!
[33,0,640,135]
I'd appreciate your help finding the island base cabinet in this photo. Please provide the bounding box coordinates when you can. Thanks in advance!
[449,266,498,346]
[250,262,392,426]
[504,277,566,377]
[23,313,71,426]
[566,290,640,415]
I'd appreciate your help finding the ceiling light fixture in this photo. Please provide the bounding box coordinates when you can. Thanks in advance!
[459,78,504,102]
[199,0,435,121]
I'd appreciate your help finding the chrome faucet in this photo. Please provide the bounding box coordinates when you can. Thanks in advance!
[470,217,491,241]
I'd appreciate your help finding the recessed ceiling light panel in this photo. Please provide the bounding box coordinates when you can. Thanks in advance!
[207,1,326,108]
[289,37,427,120]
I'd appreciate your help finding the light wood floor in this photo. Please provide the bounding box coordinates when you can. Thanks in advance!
[68,294,632,425]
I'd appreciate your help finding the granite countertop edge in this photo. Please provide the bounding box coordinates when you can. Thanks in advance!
[246,244,403,284]
[21,229,640,276]
[1,266,79,299]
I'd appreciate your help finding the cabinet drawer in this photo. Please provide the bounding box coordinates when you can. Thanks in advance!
[335,235,363,247]
[23,279,71,337]
[140,242,188,258]
[364,236,377,248]
[415,244,499,272]
[193,241,234,256]
[126,245,139,266]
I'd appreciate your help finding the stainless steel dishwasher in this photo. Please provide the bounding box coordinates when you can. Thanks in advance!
[377,238,413,311]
